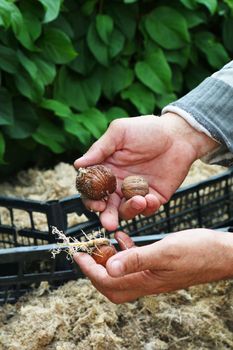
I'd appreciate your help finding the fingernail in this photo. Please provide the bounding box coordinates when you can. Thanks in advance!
[109,260,124,277]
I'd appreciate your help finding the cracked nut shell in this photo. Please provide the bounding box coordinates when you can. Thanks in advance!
[76,165,117,200]
[121,175,149,199]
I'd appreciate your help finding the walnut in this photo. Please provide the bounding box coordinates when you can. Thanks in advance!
[121,175,149,199]
[76,165,117,200]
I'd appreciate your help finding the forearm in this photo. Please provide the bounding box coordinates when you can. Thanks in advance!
[161,112,219,160]
[162,61,233,166]
[218,231,233,280]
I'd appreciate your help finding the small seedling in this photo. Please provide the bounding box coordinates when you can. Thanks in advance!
[51,226,116,266]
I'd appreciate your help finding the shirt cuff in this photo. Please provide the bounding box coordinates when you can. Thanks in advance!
[161,105,212,138]
[161,106,230,167]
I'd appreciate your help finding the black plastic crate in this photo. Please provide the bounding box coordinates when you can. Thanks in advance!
[1,167,233,305]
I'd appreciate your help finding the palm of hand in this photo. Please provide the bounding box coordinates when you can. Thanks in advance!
[75,116,197,230]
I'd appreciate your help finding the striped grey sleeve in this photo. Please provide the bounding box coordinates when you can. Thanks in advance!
[162,60,233,167]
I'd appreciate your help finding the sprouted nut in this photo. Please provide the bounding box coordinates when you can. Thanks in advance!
[51,226,116,266]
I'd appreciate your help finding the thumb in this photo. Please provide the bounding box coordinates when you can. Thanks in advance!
[74,123,122,168]
[106,241,167,277]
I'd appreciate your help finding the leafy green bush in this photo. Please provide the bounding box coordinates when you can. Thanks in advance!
[0,0,232,176]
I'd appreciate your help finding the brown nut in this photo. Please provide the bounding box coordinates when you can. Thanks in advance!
[92,244,117,266]
[121,175,149,199]
[76,165,117,200]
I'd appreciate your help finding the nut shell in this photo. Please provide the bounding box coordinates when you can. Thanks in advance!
[121,175,149,199]
[92,245,116,266]
[76,165,117,200]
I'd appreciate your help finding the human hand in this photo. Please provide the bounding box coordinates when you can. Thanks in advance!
[74,229,233,304]
[74,114,218,230]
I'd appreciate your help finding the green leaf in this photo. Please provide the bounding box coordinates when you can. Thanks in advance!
[19,1,43,41]
[109,29,125,58]
[223,0,233,12]
[80,108,108,139]
[38,0,63,23]
[107,3,137,40]
[96,14,114,45]
[87,21,109,66]
[39,28,77,64]
[105,107,128,123]
[164,47,190,68]
[69,39,96,75]
[81,0,98,16]
[181,0,217,13]
[64,115,91,145]
[172,66,184,93]
[180,0,196,9]
[67,10,89,40]
[195,31,229,68]
[145,6,190,50]
[0,44,18,73]
[122,40,137,56]
[87,21,125,66]
[156,93,177,109]
[54,67,101,112]
[51,14,74,39]
[0,88,13,126]
[14,70,44,102]
[17,50,38,81]
[4,99,38,139]
[0,1,12,28]
[196,0,217,14]
[40,99,72,118]
[0,131,5,164]
[179,8,206,28]
[33,56,56,85]
[10,4,36,50]
[121,83,156,114]
[223,17,233,52]
[24,16,41,43]
[103,64,134,100]
[185,64,211,90]
[135,49,172,94]
[32,118,65,153]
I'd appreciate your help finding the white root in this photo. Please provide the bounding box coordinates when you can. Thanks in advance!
[50,226,111,261]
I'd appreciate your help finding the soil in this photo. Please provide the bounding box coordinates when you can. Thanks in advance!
[1,160,233,350]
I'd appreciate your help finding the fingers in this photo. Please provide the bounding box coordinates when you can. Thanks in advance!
[141,194,161,216]
[106,241,167,277]
[82,193,121,231]
[74,252,149,303]
[74,122,122,168]
[119,196,147,220]
[74,252,107,278]
[114,231,136,250]
[119,194,160,220]
[83,193,161,231]
[99,192,121,231]
[82,198,107,212]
